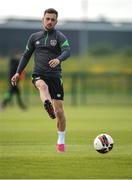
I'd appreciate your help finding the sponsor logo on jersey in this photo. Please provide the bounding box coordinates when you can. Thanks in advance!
[50,40,57,46]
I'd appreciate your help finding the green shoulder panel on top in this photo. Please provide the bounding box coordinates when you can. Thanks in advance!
[61,40,69,47]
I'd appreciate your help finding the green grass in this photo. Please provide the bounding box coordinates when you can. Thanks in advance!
[0,105,132,179]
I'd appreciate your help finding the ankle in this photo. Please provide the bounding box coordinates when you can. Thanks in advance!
[57,131,65,144]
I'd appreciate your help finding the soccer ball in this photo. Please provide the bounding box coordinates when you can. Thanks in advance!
[94,134,114,154]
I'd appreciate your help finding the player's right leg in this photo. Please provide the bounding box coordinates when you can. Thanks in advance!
[34,79,56,119]
[53,100,66,152]
[14,86,27,110]
[0,87,13,109]
[0,92,11,109]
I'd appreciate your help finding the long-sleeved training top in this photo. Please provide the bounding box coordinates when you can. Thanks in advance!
[16,29,70,77]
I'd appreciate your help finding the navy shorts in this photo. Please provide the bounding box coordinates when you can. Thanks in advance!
[32,74,64,100]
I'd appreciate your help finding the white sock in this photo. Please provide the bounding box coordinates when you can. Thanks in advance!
[57,131,65,144]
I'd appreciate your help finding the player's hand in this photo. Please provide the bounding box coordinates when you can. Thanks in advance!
[11,73,20,86]
[49,59,60,68]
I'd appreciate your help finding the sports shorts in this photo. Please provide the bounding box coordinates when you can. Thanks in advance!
[32,74,64,100]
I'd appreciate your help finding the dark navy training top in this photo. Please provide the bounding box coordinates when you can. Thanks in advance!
[16,29,70,77]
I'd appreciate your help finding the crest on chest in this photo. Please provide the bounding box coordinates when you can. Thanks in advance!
[50,39,57,46]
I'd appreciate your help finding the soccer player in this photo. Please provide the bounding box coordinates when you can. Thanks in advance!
[0,51,26,110]
[11,8,70,152]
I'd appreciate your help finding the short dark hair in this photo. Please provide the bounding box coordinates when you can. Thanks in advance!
[44,8,58,18]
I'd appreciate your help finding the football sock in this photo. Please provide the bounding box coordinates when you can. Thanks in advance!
[57,131,65,144]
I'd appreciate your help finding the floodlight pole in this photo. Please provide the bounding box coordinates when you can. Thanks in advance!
[79,0,89,55]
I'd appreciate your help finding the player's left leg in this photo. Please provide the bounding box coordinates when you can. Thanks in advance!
[52,100,66,152]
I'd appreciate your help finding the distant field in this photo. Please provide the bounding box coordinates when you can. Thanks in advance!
[0,53,132,73]
[0,105,132,179]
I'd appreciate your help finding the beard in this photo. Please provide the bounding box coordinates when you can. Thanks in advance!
[45,23,53,30]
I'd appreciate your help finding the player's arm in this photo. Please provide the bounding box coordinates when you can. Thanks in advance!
[11,34,35,86]
[49,32,70,68]
[16,34,35,74]
[57,32,70,62]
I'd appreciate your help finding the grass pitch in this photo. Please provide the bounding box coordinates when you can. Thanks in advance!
[0,105,132,179]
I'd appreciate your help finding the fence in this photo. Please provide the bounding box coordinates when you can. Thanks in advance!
[0,72,132,106]
[64,72,132,105]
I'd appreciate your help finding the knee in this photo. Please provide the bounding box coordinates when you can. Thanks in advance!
[36,81,48,91]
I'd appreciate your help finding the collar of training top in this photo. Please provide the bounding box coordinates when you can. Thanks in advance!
[43,28,55,34]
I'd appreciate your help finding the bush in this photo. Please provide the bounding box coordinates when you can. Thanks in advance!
[120,47,132,57]
[89,44,114,56]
